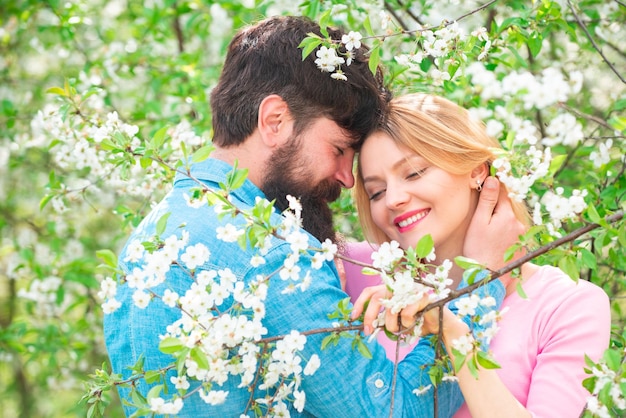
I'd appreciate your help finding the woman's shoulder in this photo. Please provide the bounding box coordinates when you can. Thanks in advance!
[528,264,609,307]
[342,240,378,263]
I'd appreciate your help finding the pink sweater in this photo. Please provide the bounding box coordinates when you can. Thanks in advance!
[342,241,611,417]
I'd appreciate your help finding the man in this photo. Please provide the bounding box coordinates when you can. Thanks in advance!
[104,15,523,417]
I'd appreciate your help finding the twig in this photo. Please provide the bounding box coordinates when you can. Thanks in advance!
[395,0,425,26]
[566,0,626,83]
[557,102,616,130]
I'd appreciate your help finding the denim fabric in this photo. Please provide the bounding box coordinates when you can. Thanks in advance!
[103,158,505,417]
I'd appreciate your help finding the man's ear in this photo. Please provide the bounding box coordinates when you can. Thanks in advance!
[257,94,293,147]
[469,162,490,189]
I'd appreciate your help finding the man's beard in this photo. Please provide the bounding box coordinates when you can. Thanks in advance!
[261,140,342,244]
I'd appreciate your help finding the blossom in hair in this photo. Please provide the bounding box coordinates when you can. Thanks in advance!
[314,46,345,73]
[341,31,362,51]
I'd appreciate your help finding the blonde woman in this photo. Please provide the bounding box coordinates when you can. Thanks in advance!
[349,93,610,417]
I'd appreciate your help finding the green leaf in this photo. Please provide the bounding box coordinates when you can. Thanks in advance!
[39,193,55,211]
[318,9,331,38]
[146,384,163,400]
[476,350,501,369]
[558,255,579,282]
[504,242,522,262]
[454,256,482,270]
[356,339,372,359]
[46,86,67,96]
[190,346,209,369]
[586,203,601,224]
[96,249,118,268]
[603,347,621,370]
[158,337,184,354]
[226,167,249,190]
[151,125,168,150]
[321,334,339,350]
[415,234,434,259]
[360,266,380,276]
[579,248,597,270]
[363,16,373,36]
[139,156,152,169]
[99,138,117,151]
[527,31,543,57]
[144,370,161,384]
[298,36,322,60]
[462,267,485,285]
[368,43,381,77]
[451,348,467,372]
[156,212,171,236]
[548,154,567,176]
[191,144,215,163]
[515,281,528,299]
[466,355,479,378]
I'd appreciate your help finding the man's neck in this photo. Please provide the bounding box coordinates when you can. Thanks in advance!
[210,142,268,187]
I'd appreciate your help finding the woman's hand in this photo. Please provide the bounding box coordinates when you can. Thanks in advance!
[351,285,440,336]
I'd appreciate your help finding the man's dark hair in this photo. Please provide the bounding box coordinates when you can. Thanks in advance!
[210,15,389,147]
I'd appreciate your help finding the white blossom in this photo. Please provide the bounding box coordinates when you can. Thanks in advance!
[180,243,211,270]
[132,289,150,309]
[170,375,190,390]
[216,223,244,242]
[304,354,320,376]
[451,334,475,356]
[341,31,362,51]
[314,46,344,73]
[199,389,229,405]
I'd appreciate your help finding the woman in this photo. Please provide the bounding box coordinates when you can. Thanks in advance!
[348,93,610,417]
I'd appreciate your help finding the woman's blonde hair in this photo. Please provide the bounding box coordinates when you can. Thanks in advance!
[354,93,531,245]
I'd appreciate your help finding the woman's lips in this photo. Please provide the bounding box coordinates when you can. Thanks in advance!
[394,209,429,232]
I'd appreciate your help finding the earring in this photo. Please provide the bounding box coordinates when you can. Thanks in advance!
[476,179,483,192]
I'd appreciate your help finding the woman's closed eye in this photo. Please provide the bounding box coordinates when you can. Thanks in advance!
[368,188,385,201]
[406,167,428,180]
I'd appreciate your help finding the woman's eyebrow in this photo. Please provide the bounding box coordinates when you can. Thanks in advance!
[362,154,424,184]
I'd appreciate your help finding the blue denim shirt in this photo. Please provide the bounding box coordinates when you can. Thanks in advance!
[104,158,505,417]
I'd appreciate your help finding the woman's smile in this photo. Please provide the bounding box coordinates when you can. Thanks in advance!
[394,209,430,232]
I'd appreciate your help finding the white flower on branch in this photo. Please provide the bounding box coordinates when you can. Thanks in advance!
[314,46,344,73]
[216,223,244,242]
[341,31,362,51]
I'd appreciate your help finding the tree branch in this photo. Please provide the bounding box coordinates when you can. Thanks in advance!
[566,0,626,83]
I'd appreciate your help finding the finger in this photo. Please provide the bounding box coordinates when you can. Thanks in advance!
[385,310,400,334]
[471,176,500,226]
[351,285,384,319]
[363,297,384,335]
[385,295,431,334]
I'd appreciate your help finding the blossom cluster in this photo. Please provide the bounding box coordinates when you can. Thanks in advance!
[96,193,333,413]
[534,188,589,236]
[395,22,489,86]
[491,146,552,202]
[367,241,502,355]
[313,31,362,81]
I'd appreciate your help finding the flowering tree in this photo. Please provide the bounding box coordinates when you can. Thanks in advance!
[0,0,624,417]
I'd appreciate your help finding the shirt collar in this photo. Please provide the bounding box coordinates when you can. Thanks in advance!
[174,158,268,207]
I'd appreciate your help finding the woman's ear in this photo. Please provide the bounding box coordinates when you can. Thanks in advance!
[257,94,293,147]
[469,162,490,190]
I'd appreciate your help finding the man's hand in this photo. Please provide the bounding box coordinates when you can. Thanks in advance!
[464,176,527,289]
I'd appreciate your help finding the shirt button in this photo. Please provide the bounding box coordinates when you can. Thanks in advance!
[374,379,384,388]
